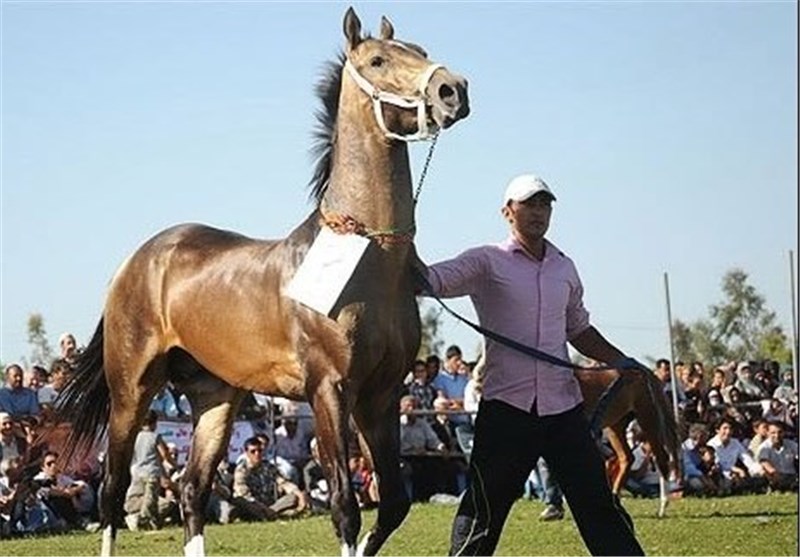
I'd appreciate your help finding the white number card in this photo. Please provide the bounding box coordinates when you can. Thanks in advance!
[284,227,370,316]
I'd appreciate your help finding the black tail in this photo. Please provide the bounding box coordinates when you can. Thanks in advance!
[55,317,110,462]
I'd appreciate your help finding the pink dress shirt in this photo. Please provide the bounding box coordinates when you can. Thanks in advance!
[426,236,591,416]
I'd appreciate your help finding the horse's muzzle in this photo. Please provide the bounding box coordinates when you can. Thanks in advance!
[428,70,470,129]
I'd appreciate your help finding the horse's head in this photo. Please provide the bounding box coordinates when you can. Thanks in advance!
[342,7,470,142]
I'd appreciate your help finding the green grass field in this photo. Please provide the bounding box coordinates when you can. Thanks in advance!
[3,493,797,556]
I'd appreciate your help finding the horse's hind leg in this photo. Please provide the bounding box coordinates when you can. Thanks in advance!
[178,370,247,557]
[310,376,360,556]
[353,394,409,556]
[101,353,168,556]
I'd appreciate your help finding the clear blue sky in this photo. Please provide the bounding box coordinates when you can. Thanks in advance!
[1,1,797,367]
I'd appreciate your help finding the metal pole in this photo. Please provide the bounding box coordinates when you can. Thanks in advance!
[790,250,798,389]
[663,272,680,422]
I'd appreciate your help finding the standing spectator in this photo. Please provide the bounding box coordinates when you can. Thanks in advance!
[0,365,40,421]
[404,359,438,415]
[530,457,565,521]
[232,436,306,521]
[124,410,177,531]
[757,421,799,492]
[431,345,470,426]
[419,173,643,555]
[58,333,79,368]
[654,358,686,408]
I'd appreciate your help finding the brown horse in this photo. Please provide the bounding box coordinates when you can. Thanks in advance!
[576,366,681,517]
[56,8,469,557]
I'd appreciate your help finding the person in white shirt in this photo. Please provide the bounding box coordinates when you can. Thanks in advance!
[757,421,798,492]
[707,417,764,494]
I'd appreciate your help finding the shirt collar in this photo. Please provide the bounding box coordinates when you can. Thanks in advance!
[501,235,556,261]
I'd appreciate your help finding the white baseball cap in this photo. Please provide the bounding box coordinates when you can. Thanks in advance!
[503,174,556,205]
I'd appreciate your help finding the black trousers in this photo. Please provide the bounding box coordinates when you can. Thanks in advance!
[449,399,644,556]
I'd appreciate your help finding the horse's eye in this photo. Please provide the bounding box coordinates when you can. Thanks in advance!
[370,56,385,68]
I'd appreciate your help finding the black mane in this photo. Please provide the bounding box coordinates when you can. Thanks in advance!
[308,53,345,206]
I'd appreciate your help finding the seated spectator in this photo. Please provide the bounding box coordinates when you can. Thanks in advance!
[733,361,767,402]
[0,413,27,471]
[33,451,95,529]
[348,455,378,509]
[462,355,484,424]
[273,416,312,487]
[37,360,72,420]
[0,365,40,422]
[682,423,717,497]
[757,421,798,492]
[431,397,468,495]
[705,368,727,409]
[748,419,769,455]
[404,360,438,416]
[773,369,797,404]
[206,459,234,525]
[124,410,178,531]
[625,439,661,498]
[304,438,329,512]
[682,374,705,424]
[697,446,725,496]
[399,395,445,502]
[761,398,796,436]
[149,384,190,419]
[707,417,764,495]
[25,365,48,393]
[232,436,307,521]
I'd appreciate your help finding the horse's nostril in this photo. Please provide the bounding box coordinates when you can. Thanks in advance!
[438,83,455,102]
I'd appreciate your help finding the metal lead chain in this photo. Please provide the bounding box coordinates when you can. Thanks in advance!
[413,131,439,205]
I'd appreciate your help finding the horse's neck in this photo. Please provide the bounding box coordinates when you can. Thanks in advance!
[323,93,415,238]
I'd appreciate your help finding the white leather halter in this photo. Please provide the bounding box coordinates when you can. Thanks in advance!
[344,56,444,142]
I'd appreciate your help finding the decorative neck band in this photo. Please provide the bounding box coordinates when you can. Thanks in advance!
[320,210,415,247]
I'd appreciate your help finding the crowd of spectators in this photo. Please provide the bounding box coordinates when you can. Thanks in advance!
[0,331,796,537]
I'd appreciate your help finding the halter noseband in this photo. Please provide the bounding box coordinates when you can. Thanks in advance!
[344,56,444,142]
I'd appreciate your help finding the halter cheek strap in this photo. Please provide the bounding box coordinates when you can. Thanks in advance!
[344,59,444,142]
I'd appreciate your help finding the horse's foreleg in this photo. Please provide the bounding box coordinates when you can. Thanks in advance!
[311,377,360,555]
[180,376,246,557]
[353,399,409,557]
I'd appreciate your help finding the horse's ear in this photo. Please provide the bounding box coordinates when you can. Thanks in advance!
[379,16,394,41]
[343,7,362,51]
